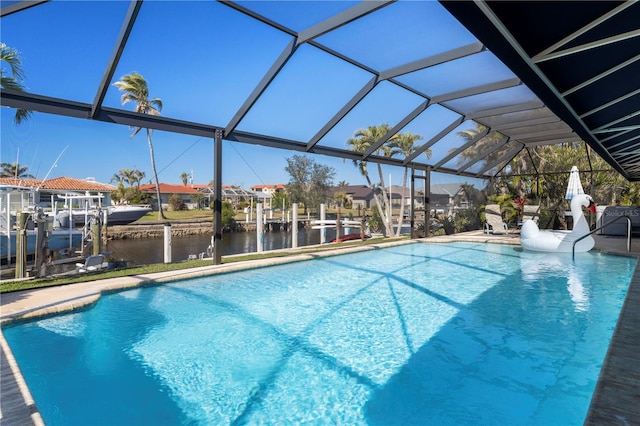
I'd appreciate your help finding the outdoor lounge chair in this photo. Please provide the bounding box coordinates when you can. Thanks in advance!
[483,204,509,234]
[75,254,105,273]
[522,205,540,225]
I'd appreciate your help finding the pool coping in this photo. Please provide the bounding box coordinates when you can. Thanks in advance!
[1,235,638,425]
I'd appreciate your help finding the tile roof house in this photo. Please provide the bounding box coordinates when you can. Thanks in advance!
[250,184,285,195]
[0,176,115,192]
[0,176,116,207]
[139,183,203,209]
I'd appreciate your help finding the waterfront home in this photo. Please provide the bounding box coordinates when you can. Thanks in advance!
[250,184,285,196]
[0,176,116,208]
[139,183,203,210]
[331,185,378,211]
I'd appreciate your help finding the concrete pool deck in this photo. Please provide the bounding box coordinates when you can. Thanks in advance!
[1,234,638,425]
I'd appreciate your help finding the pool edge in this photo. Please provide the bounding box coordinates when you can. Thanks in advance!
[0,330,44,426]
[584,252,640,425]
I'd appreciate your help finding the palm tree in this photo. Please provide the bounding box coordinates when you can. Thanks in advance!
[111,167,146,188]
[0,162,34,178]
[346,124,395,236]
[130,169,146,188]
[113,72,165,220]
[180,172,189,186]
[0,43,32,124]
[389,131,425,236]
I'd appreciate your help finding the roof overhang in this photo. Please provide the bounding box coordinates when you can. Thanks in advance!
[440,1,640,180]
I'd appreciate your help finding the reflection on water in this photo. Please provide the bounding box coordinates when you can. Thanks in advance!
[519,251,590,312]
[105,229,335,266]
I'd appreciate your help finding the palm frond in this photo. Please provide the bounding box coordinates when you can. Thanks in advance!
[0,43,26,81]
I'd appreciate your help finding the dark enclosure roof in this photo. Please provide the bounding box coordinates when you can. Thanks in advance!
[1,1,639,180]
[442,1,640,180]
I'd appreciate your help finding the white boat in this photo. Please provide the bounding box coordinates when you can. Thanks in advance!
[50,192,151,227]
[103,204,152,225]
[0,184,83,259]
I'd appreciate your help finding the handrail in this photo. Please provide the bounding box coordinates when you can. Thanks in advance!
[573,215,632,259]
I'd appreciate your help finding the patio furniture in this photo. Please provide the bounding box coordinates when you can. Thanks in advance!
[523,205,540,225]
[484,204,509,234]
[76,254,106,273]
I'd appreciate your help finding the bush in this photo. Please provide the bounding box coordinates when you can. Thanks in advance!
[453,207,482,232]
[221,201,235,228]
[437,214,455,235]
[367,208,384,233]
[168,193,187,211]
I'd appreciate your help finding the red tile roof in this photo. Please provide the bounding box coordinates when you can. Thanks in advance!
[0,177,115,191]
[139,183,202,194]
[250,184,285,190]
[190,184,212,190]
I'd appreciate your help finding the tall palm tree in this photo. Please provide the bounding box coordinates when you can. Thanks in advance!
[180,172,189,186]
[389,131,425,236]
[0,162,34,178]
[346,124,395,236]
[113,72,165,220]
[0,43,32,124]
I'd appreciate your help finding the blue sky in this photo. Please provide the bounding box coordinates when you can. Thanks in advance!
[1,1,490,190]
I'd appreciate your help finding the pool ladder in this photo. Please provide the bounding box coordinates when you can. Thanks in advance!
[572,215,632,259]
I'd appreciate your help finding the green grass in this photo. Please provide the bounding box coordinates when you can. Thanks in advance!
[0,236,407,293]
[135,210,214,222]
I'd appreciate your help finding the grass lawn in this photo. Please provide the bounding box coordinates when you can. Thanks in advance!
[136,210,214,222]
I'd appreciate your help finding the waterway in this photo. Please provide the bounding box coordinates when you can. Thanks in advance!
[104,228,343,266]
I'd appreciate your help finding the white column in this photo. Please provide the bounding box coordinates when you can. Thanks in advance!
[163,223,172,263]
[292,203,299,249]
[320,203,327,244]
[256,202,264,253]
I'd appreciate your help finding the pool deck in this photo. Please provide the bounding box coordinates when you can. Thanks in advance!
[1,233,638,425]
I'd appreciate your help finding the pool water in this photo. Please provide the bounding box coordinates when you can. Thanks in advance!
[3,242,635,425]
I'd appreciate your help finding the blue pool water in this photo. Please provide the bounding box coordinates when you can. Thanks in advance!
[3,242,636,425]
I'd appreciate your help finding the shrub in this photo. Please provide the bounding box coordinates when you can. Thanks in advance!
[367,208,384,233]
[221,201,235,228]
[168,193,187,211]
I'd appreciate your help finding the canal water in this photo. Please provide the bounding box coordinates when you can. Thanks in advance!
[104,228,343,266]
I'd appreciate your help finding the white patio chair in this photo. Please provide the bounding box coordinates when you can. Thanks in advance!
[76,254,105,273]
[484,204,509,234]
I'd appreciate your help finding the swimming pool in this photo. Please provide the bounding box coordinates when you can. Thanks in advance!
[3,242,635,425]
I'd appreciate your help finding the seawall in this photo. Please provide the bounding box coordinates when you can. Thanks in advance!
[104,220,308,240]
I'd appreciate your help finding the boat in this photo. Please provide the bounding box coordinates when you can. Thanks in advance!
[102,204,152,225]
[0,184,83,260]
[520,193,597,252]
[0,227,83,258]
[49,192,151,226]
[331,233,371,243]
